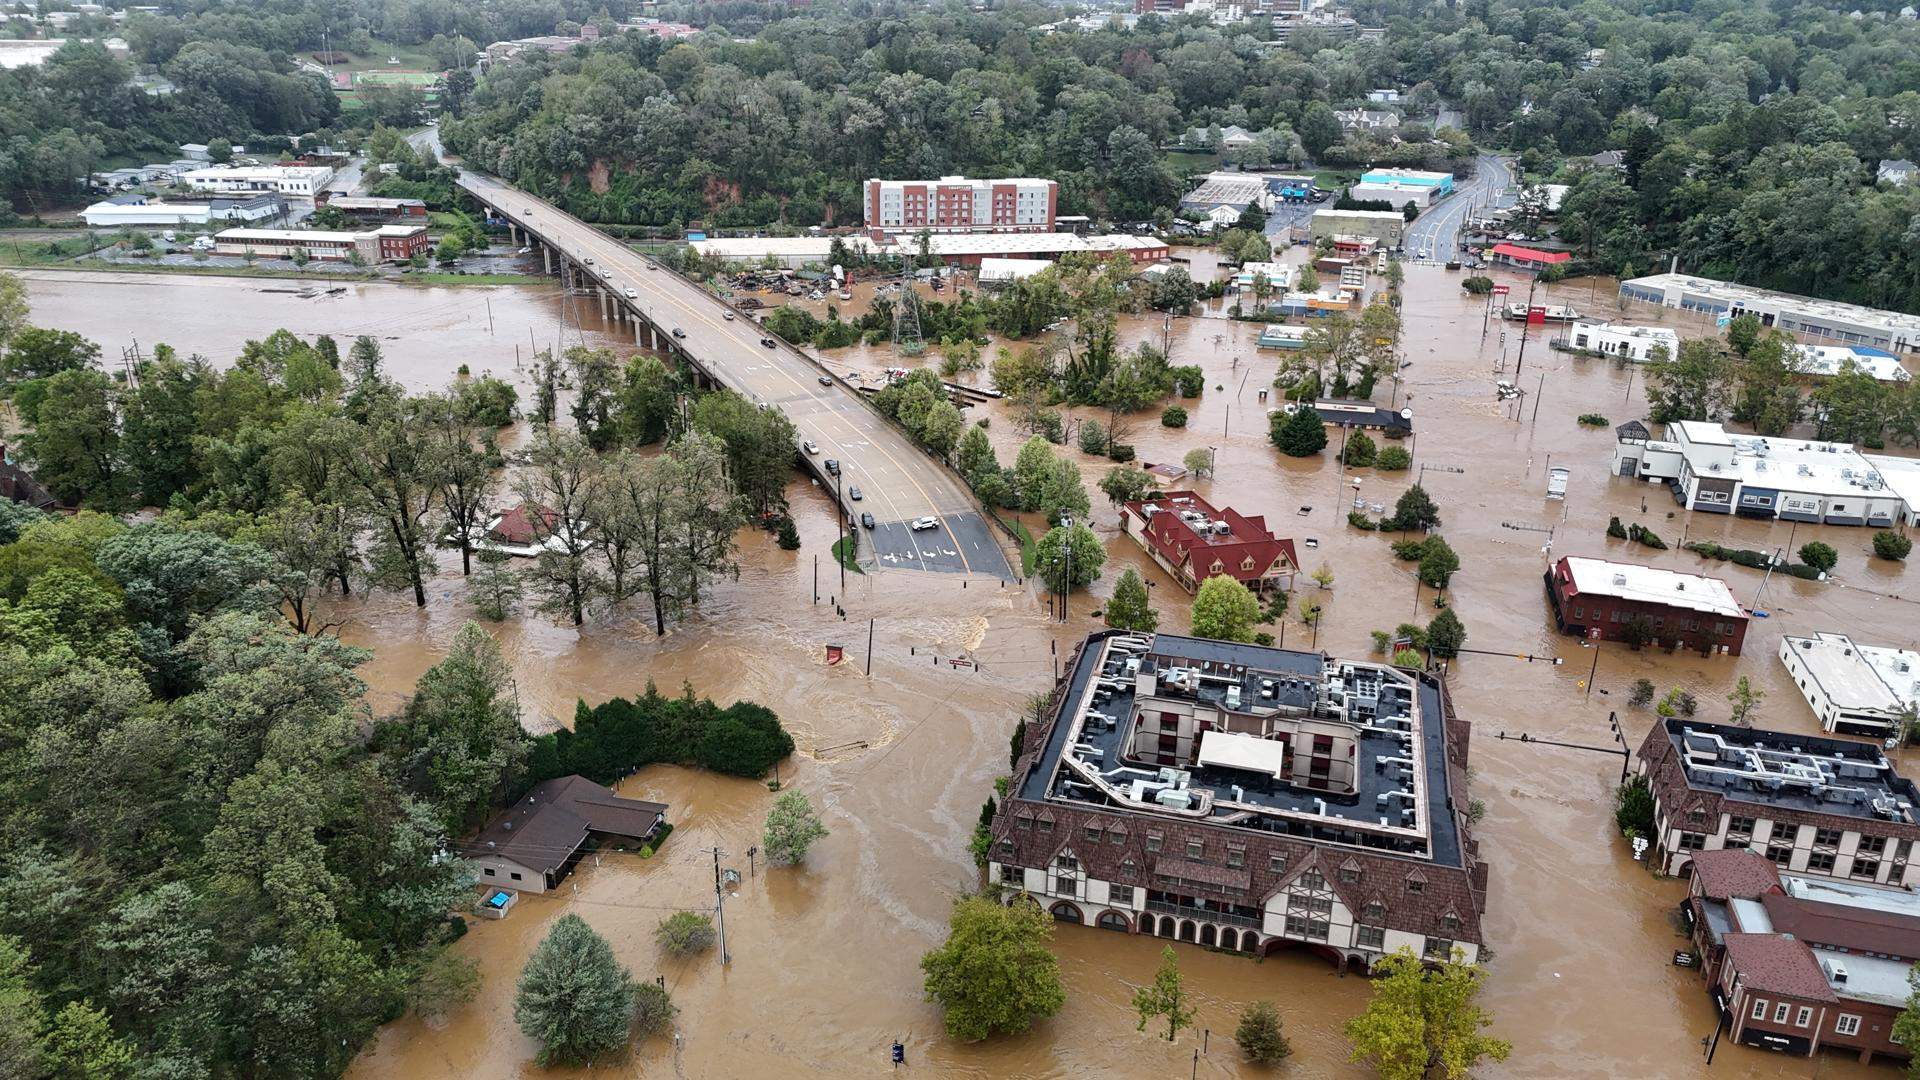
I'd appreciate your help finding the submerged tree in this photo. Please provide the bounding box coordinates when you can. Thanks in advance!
[921,896,1066,1041]
[514,914,636,1067]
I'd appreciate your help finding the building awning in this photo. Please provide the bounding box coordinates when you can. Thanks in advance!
[1489,242,1571,265]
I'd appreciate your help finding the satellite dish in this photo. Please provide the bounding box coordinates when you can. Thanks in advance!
[1400,408,1414,420]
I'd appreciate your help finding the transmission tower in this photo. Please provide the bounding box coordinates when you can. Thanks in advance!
[891,259,925,357]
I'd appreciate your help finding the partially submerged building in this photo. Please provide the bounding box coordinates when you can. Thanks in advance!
[1565,320,1679,362]
[1780,633,1920,737]
[1118,492,1299,594]
[1610,421,1907,527]
[1544,556,1748,656]
[1619,274,1920,357]
[462,775,668,894]
[1635,718,1920,884]
[990,632,1489,968]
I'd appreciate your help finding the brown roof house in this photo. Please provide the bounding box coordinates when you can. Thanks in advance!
[462,776,667,894]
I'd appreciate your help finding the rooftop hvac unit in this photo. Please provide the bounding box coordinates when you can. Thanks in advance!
[1823,958,1849,985]
[1613,573,1628,587]
[1155,787,1194,809]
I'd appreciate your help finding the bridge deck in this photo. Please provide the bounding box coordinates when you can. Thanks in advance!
[457,171,1012,579]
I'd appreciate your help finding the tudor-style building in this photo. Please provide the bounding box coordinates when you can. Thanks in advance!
[989,632,1488,968]
[1118,492,1299,595]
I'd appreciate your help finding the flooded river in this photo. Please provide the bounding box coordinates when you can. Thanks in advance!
[16,266,1919,1077]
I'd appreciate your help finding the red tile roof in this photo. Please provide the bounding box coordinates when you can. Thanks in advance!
[487,503,558,546]
[1489,242,1571,265]
[1721,933,1838,1001]
[1125,491,1298,588]
[1688,848,1782,902]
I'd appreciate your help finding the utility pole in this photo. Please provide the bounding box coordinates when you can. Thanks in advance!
[1530,369,1545,424]
[708,847,731,966]
[836,472,846,592]
[1059,515,1074,624]
[1513,277,1537,382]
[866,618,875,676]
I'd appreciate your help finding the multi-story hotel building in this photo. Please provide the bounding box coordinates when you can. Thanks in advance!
[989,632,1489,969]
[1635,719,1920,885]
[862,175,1057,239]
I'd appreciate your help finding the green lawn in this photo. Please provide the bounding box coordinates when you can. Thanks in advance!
[1010,519,1038,578]
[1164,149,1223,176]
[831,537,864,575]
[328,41,443,75]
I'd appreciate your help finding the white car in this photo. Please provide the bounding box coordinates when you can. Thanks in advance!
[624,287,636,298]
[801,440,819,455]
[910,517,939,532]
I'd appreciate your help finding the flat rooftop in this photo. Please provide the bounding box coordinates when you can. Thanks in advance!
[1572,320,1679,343]
[1313,208,1404,223]
[1623,273,1920,337]
[1559,556,1744,618]
[1670,421,1895,501]
[1782,633,1910,713]
[690,232,1163,262]
[1181,175,1265,208]
[1864,453,1920,516]
[1661,719,1920,824]
[1020,632,1464,867]
[1797,345,1910,382]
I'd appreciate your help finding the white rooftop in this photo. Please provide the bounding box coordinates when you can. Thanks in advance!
[977,257,1052,282]
[184,165,333,181]
[690,232,1161,262]
[1865,453,1920,519]
[1312,208,1404,223]
[1796,345,1911,382]
[1670,422,1894,501]
[1783,872,1920,918]
[1572,320,1679,344]
[1624,273,1920,339]
[1782,633,1911,714]
[216,227,365,242]
[1195,730,1289,780]
[1817,946,1910,1006]
[1562,556,1744,618]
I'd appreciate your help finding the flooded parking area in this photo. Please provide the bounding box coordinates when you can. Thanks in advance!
[16,264,1919,1077]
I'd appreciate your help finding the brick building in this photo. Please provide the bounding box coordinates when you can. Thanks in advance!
[1119,491,1299,594]
[1544,556,1748,656]
[989,632,1489,969]
[1682,848,1917,1066]
[212,224,430,263]
[1634,718,1920,885]
[862,175,1057,239]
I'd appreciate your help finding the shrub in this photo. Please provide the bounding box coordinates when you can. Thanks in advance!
[519,687,795,791]
[1108,443,1136,463]
[1391,647,1424,668]
[1784,563,1824,580]
[1374,446,1411,470]
[1347,511,1377,531]
[1171,365,1205,396]
[1577,413,1608,426]
[1341,430,1377,467]
[1875,531,1912,561]
[1629,678,1656,708]
[1390,537,1428,561]
[1270,406,1328,457]
[655,911,717,957]
[775,517,801,550]
[1460,275,1494,295]
[1235,1001,1292,1065]
[1607,516,1629,539]
[1627,523,1667,550]
[1077,418,1108,455]
[1161,405,1188,428]
[1614,775,1655,838]
[1798,541,1838,573]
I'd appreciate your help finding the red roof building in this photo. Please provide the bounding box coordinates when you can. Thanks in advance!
[486,503,559,546]
[1487,242,1572,269]
[1120,491,1299,593]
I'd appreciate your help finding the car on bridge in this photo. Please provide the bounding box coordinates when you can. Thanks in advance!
[911,517,939,531]
[861,512,876,530]
[801,440,819,455]
[848,486,863,501]
[824,458,840,476]
[671,327,686,338]
[761,337,777,348]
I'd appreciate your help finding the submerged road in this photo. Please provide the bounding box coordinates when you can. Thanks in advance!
[451,168,1012,579]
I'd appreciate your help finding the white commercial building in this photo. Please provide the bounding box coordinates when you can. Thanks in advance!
[1795,345,1911,383]
[977,257,1053,284]
[1780,633,1920,736]
[1347,181,1438,209]
[181,165,334,201]
[1620,273,1920,356]
[1865,454,1920,526]
[80,194,284,227]
[1233,261,1296,292]
[1612,420,1908,527]
[689,232,1168,270]
[1566,320,1680,362]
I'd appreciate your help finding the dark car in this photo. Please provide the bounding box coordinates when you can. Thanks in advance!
[761,337,777,348]
[818,375,832,386]
[848,486,863,501]
[824,458,840,476]
[861,512,876,530]
[671,327,686,339]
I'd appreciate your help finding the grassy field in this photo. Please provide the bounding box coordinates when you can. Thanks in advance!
[1163,149,1223,176]
[831,537,865,575]
[1010,519,1038,577]
[327,41,443,74]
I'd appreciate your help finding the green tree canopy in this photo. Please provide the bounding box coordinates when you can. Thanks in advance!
[920,896,1066,1042]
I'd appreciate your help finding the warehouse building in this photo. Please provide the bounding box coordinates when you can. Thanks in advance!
[1565,320,1680,362]
[181,165,335,201]
[1610,421,1907,527]
[213,224,430,263]
[1620,274,1920,357]
[1780,633,1920,737]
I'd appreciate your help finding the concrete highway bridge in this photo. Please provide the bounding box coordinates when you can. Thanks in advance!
[456,171,1012,578]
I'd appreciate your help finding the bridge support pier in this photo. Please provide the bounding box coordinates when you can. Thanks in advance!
[599,286,611,323]
[541,244,552,275]
[508,224,519,246]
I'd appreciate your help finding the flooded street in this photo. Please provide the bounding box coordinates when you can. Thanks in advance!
[18,264,1919,1077]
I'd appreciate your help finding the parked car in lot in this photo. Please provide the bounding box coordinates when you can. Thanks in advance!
[671,327,686,338]
[861,512,876,530]
[824,458,840,476]
[910,517,939,531]
[801,440,819,455]
[847,486,863,501]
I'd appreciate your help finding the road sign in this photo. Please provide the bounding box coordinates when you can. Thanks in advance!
[826,645,845,665]
[1492,284,1510,296]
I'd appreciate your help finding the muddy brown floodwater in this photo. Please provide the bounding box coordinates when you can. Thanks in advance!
[18,265,1919,1078]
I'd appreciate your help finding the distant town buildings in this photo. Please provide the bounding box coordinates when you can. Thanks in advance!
[1118,492,1299,593]
[862,175,1057,239]
[1636,718,1920,886]
[1681,848,1918,1066]
[1565,320,1679,362]
[1611,421,1908,527]
[212,225,430,263]
[991,632,1488,968]
[1335,108,1400,134]
[1544,556,1748,655]
[1484,242,1571,270]
[1620,273,1920,356]
[1258,324,1311,350]
[1780,633,1920,737]
[688,231,1167,269]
